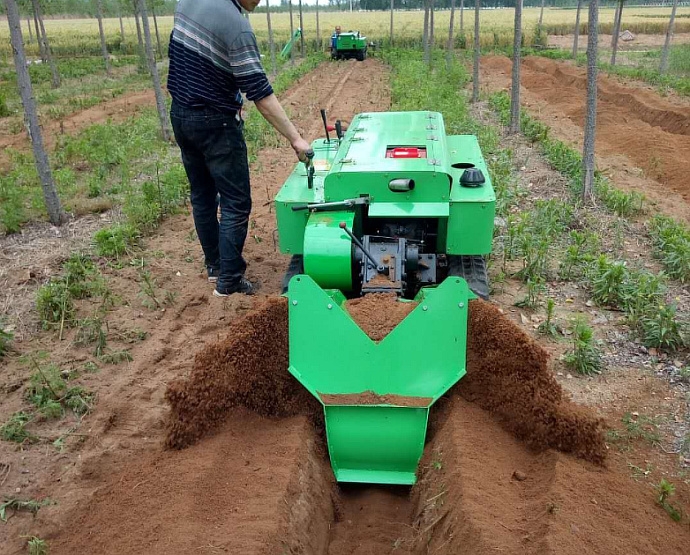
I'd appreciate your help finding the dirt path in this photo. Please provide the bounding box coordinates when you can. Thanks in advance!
[548,32,690,51]
[0,58,391,554]
[480,55,690,222]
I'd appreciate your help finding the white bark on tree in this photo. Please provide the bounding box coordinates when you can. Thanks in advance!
[136,0,171,142]
[5,0,64,226]
[31,0,60,88]
[265,0,276,75]
[583,0,599,203]
[447,0,456,68]
[660,0,678,74]
[95,0,111,76]
[509,0,522,134]
[572,0,583,58]
[472,0,480,103]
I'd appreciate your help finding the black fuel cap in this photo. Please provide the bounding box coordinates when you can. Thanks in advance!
[460,167,486,188]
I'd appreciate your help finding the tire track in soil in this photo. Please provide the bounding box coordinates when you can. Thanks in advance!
[480,55,690,222]
[4,59,391,555]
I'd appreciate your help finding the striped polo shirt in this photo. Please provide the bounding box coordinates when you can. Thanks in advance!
[167,0,273,114]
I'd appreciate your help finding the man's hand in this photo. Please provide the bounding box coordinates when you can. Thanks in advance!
[292,137,312,162]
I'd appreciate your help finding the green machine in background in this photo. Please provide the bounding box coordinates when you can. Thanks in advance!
[274,111,496,485]
[330,30,369,61]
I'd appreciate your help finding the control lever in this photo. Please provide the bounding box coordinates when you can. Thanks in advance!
[320,109,330,143]
[335,120,343,141]
[339,222,387,274]
[303,149,315,189]
[291,197,369,212]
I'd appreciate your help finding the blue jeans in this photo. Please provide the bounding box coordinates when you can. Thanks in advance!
[171,101,251,291]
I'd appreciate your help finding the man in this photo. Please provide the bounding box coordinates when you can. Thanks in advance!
[168,0,311,297]
[330,25,341,52]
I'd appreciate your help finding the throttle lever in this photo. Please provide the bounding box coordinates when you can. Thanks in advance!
[303,149,315,189]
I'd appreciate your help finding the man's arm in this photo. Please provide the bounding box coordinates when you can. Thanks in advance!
[254,94,311,161]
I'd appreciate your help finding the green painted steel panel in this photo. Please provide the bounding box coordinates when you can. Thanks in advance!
[287,275,469,484]
[325,406,428,485]
[303,212,354,291]
[368,202,449,218]
[335,32,367,50]
[446,135,496,255]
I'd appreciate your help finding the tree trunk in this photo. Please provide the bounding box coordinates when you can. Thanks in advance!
[288,0,294,65]
[509,0,522,134]
[610,0,623,66]
[472,0,480,103]
[152,6,163,61]
[95,0,111,76]
[422,1,430,64]
[447,0,456,68]
[26,17,33,43]
[33,12,44,60]
[119,12,125,42]
[539,0,545,27]
[298,0,305,57]
[316,0,321,50]
[133,1,146,70]
[390,0,394,46]
[583,0,599,203]
[31,0,60,88]
[572,0,583,58]
[660,0,678,74]
[611,2,620,49]
[5,0,64,226]
[429,0,435,51]
[266,0,276,76]
[460,0,464,36]
[136,0,171,142]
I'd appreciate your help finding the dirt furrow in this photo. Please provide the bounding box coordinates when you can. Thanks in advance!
[480,55,690,221]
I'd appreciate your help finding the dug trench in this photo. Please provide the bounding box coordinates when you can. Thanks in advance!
[45,296,688,554]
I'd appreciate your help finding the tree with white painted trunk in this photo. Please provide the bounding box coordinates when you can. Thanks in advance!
[136,0,171,142]
[509,0,522,134]
[583,0,599,202]
[95,0,111,76]
[660,0,679,74]
[472,0,480,103]
[572,0,583,58]
[5,0,65,226]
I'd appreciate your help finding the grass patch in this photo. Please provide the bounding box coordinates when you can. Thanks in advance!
[93,224,140,258]
[649,215,690,283]
[0,497,52,522]
[563,316,603,376]
[0,412,35,443]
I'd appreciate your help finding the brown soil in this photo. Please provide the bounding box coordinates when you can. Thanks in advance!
[480,55,690,221]
[319,391,432,407]
[460,300,607,464]
[164,296,320,449]
[344,293,417,341]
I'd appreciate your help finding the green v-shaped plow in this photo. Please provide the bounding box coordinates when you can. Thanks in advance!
[287,275,469,485]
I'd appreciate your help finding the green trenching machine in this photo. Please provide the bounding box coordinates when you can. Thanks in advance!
[330,30,368,61]
[274,110,495,486]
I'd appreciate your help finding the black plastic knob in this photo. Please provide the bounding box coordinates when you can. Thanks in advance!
[460,167,486,188]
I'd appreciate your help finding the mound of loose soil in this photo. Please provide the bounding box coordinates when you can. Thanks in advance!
[164,296,320,449]
[460,300,607,464]
[319,391,432,407]
[344,293,417,341]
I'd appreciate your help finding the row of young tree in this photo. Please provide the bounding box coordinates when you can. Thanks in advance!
[1,0,684,226]
[0,0,176,17]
